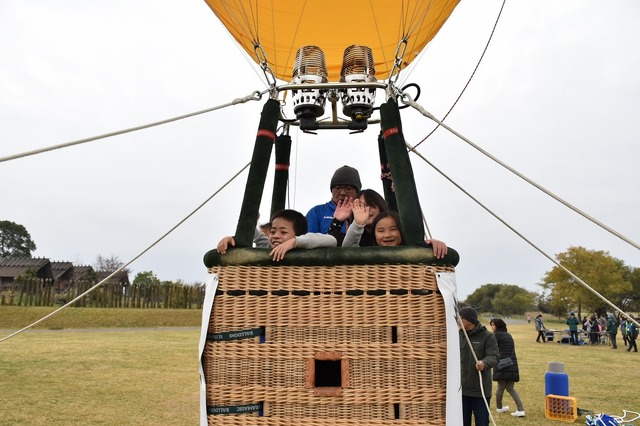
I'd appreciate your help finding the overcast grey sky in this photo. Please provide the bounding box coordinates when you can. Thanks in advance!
[1,1,638,299]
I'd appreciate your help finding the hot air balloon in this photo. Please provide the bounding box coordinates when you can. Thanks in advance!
[204,0,460,131]
[203,0,460,81]
[199,1,464,425]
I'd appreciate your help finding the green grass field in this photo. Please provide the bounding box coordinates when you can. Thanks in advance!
[0,306,203,329]
[1,308,637,425]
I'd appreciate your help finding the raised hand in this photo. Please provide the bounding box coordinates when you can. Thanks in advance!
[334,197,353,221]
[352,198,370,227]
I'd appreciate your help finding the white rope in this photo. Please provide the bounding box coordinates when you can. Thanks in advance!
[0,162,251,344]
[406,133,640,329]
[457,311,498,426]
[409,0,508,148]
[616,410,640,424]
[0,91,265,163]
[421,213,433,240]
[401,93,640,252]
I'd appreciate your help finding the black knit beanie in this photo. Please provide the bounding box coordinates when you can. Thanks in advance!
[459,306,478,325]
[330,165,361,191]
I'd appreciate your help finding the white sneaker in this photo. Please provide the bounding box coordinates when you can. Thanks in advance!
[496,406,510,413]
[511,410,526,417]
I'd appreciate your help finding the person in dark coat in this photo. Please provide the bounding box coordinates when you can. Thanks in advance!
[566,311,581,345]
[606,313,619,349]
[587,315,599,344]
[627,315,638,352]
[459,306,499,426]
[490,318,526,417]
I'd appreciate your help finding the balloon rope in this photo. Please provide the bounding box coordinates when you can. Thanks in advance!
[402,94,640,252]
[0,162,251,344]
[410,0,507,148]
[402,100,640,328]
[0,91,265,163]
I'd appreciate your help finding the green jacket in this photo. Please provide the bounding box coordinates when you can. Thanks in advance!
[566,315,580,331]
[460,323,499,398]
[606,317,619,334]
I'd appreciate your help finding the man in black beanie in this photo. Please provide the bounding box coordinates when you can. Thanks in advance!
[306,165,361,234]
[459,306,499,426]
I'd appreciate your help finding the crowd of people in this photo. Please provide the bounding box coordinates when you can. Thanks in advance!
[458,308,639,425]
[532,312,638,351]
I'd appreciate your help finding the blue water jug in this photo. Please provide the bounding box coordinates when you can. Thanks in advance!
[545,361,569,396]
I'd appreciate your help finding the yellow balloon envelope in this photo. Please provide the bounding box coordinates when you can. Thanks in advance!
[203,0,461,82]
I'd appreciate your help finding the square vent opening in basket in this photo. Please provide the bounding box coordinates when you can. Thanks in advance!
[315,360,342,387]
[307,351,350,396]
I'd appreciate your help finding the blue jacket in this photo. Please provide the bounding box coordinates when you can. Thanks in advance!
[306,201,348,234]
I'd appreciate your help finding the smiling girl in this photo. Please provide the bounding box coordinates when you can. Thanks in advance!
[370,211,406,246]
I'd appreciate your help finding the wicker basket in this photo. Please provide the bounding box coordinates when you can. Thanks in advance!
[202,247,457,425]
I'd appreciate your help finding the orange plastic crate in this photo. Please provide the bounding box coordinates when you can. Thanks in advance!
[545,394,578,422]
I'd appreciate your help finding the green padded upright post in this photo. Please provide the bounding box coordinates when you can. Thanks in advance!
[233,99,280,247]
[379,98,424,245]
[270,133,292,218]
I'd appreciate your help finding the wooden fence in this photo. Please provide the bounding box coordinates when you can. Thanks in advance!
[0,278,205,309]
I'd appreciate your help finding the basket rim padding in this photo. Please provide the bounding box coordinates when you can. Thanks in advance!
[203,245,460,268]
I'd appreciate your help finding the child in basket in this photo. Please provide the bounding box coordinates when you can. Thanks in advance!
[343,199,447,256]
[216,209,336,261]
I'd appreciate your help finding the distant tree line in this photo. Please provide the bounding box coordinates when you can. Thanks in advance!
[463,246,639,319]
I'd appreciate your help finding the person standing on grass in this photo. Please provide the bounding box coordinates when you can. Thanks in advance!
[588,315,599,345]
[566,311,581,345]
[490,318,526,418]
[598,314,607,334]
[621,316,629,349]
[627,316,638,352]
[606,313,619,349]
[459,306,499,426]
[535,314,547,343]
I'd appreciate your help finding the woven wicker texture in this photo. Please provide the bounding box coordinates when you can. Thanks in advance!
[204,263,453,425]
